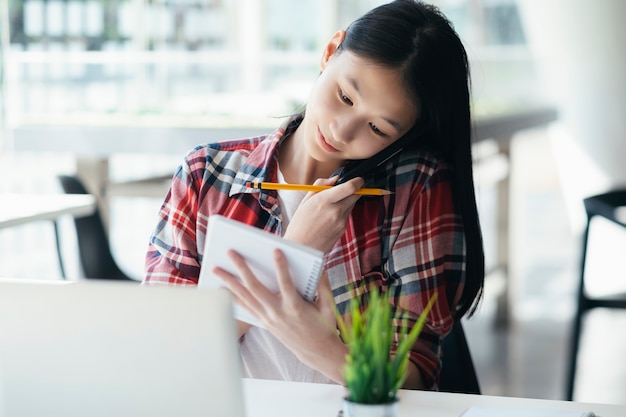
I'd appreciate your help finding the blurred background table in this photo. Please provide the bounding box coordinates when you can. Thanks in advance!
[0,193,95,229]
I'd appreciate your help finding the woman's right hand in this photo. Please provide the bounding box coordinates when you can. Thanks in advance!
[283,176,364,253]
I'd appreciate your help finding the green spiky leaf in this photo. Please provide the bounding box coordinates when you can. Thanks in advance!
[337,289,438,404]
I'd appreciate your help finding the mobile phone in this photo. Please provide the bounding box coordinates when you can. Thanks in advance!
[335,134,414,185]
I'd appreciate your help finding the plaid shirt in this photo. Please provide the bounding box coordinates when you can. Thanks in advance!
[145,116,466,390]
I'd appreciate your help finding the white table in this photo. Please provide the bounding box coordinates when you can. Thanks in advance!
[243,379,625,417]
[0,193,96,229]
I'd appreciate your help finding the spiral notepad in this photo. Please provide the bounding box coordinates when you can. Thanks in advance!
[198,215,325,328]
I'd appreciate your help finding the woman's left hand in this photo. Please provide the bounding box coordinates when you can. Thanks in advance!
[212,248,348,383]
[284,176,364,253]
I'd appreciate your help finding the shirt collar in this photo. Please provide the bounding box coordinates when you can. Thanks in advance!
[229,114,303,198]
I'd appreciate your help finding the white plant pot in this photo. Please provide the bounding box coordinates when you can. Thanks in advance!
[342,398,398,417]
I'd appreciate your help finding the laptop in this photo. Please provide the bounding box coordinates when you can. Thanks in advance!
[0,280,246,417]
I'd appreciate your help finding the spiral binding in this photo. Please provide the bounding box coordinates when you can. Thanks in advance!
[303,259,323,301]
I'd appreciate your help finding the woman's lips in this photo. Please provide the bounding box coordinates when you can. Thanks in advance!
[318,128,340,152]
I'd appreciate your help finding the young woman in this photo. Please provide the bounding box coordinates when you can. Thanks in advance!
[144,0,484,390]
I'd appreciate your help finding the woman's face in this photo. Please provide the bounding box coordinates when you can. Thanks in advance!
[302,40,419,165]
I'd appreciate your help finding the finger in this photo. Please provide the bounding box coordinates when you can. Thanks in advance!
[315,272,339,329]
[346,176,365,189]
[273,249,301,309]
[223,249,276,319]
[300,177,338,203]
[302,176,363,205]
[211,265,259,312]
[316,272,335,312]
[301,182,360,206]
[327,178,365,204]
[313,176,337,186]
[226,249,275,300]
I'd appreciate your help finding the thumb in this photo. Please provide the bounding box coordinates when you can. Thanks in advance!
[316,272,336,319]
[299,177,338,203]
[313,175,339,187]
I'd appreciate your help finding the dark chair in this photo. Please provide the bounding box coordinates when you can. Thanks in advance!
[56,174,136,281]
[439,320,481,394]
[565,189,626,401]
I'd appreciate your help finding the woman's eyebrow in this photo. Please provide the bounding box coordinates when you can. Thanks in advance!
[348,77,403,133]
[382,117,402,133]
[348,77,361,96]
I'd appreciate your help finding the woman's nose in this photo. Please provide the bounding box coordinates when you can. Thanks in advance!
[330,115,358,144]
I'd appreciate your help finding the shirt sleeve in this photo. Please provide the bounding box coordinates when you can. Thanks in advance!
[144,159,202,286]
[387,163,466,390]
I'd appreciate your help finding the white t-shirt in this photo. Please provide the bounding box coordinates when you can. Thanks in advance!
[239,170,335,384]
[274,169,306,231]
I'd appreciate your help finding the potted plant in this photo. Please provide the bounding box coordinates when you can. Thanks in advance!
[337,289,437,417]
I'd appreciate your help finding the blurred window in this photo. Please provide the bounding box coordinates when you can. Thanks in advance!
[1,0,541,130]
[433,0,540,114]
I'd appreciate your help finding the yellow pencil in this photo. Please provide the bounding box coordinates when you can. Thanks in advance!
[245,181,393,196]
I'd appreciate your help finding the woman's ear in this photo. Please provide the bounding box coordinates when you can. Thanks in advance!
[320,30,346,70]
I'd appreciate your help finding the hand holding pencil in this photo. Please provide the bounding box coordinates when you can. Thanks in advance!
[279,176,368,253]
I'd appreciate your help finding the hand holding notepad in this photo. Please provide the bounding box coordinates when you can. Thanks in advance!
[198,215,325,328]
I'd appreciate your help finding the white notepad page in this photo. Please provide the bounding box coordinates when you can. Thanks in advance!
[198,215,325,328]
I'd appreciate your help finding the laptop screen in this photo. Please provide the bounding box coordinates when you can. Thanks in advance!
[0,280,245,417]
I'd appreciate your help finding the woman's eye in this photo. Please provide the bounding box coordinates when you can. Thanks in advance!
[370,123,387,137]
[338,89,353,105]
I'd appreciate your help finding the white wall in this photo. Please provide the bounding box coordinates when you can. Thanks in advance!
[517,0,626,229]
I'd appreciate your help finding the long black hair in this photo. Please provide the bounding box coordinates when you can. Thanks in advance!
[340,0,484,318]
